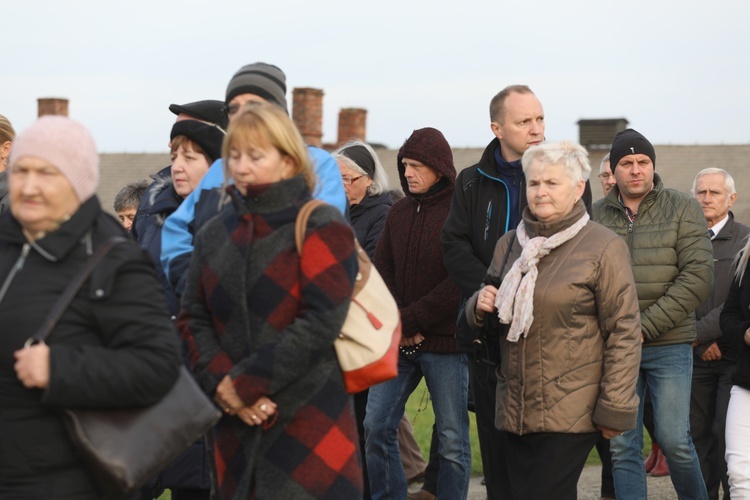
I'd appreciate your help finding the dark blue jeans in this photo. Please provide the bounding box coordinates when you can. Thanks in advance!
[364,351,471,499]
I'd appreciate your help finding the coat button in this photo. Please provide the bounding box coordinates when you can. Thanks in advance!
[95,289,104,298]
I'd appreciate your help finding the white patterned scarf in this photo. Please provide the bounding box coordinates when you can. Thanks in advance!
[495,212,590,342]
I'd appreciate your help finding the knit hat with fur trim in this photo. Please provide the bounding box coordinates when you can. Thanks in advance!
[9,115,99,202]
[397,127,456,193]
[170,120,225,163]
[225,63,287,113]
[609,128,656,172]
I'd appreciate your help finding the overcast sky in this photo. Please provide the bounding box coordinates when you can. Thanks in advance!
[4,0,748,153]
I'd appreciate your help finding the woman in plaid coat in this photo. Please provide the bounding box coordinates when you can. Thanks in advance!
[178,103,362,499]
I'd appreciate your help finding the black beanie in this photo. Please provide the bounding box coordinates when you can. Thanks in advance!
[169,100,229,130]
[609,128,656,172]
[340,144,376,178]
[170,120,225,163]
[225,62,287,113]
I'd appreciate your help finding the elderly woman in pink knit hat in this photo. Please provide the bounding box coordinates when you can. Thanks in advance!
[0,116,181,499]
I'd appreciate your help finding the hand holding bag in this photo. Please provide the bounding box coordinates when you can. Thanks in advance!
[27,237,221,495]
[295,199,402,393]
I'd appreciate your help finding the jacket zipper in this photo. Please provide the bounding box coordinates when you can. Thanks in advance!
[0,243,30,304]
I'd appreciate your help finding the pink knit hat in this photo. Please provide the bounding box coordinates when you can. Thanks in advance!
[9,115,99,201]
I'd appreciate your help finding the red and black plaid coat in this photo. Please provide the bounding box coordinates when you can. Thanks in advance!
[178,176,363,499]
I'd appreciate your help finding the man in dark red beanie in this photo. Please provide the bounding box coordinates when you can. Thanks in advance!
[593,128,712,499]
[364,128,471,500]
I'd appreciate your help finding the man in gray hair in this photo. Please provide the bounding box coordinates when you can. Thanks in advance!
[690,168,749,500]
[598,152,616,196]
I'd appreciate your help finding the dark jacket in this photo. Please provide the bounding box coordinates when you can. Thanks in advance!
[350,191,392,259]
[0,196,181,499]
[131,168,182,316]
[178,176,362,499]
[441,138,593,351]
[374,149,460,353]
[0,170,8,215]
[695,212,750,363]
[720,261,750,389]
[593,174,714,346]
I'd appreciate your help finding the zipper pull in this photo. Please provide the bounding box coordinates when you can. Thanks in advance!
[16,243,30,271]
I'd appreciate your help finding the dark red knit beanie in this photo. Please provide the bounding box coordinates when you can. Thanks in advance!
[397,127,456,183]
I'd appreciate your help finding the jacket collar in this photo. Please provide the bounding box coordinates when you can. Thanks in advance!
[522,200,588,239]
[229,175,310,215]
[0,196,102,261]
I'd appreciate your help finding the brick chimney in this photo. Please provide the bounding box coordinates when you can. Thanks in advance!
[38,98,69,117]
[337,108,367,146]
[292,88,323,148]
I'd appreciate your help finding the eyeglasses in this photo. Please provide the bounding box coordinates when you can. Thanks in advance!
[342,175,365,185]
[598,172,613,180]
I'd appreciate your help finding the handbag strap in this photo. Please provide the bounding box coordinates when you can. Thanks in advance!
[482,232,517,289]
[294,199,326,255]
[26,236,128,346]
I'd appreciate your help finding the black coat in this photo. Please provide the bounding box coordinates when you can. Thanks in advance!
[0,196,181,499]
[349,191,392,259]
[131,170,182,316]
[721,259,750,390]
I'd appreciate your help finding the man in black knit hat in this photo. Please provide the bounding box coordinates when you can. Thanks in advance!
[593,128,712,500]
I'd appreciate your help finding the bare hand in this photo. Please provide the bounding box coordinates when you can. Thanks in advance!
[597,425,623,440]
[215,375,246,416]
[237,396,278,427]
[401,333,425,347]
[701,341,722,362]
[745,328,750,346]
[14,343,51,389]
[475,285,499,316]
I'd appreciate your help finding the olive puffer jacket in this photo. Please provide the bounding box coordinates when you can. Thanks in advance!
[467,202,642,435]
[592,173,714,346]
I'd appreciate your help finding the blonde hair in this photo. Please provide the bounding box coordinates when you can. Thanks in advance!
[0,114,15,143]
[222,102,315,193]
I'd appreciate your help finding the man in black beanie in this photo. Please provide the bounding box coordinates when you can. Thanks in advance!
[593,128,713,499]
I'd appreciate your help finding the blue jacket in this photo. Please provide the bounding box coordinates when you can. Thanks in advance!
[161,146,347,295]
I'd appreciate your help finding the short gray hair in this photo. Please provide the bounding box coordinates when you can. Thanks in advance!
[333,140,389,196]
[114,179,149,212]
[521,141,591,184]
[599,152,611,173]
[691,167,736,196]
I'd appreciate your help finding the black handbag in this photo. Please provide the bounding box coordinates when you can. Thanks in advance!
[27,237,221,495]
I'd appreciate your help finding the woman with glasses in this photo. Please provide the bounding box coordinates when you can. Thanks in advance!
[333,140,392,259]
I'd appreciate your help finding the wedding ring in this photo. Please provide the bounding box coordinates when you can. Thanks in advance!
[260,403,267,412]
[251,414,260,421]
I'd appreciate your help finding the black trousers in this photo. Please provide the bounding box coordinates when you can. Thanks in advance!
[690,359,734,500]
[470,352,511,499]
[595,435,616,498]
[503,431,600,500]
